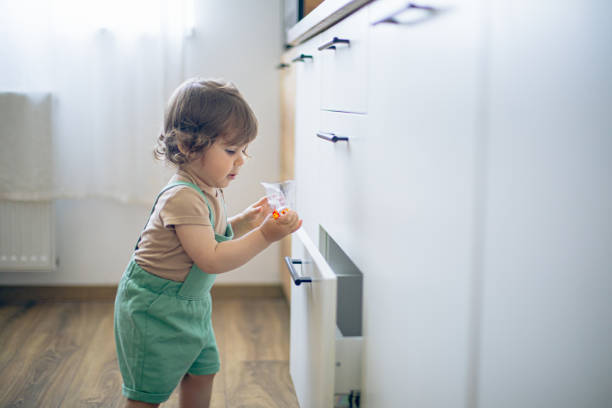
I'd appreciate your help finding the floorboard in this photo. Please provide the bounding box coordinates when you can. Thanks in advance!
[0,297,298,408]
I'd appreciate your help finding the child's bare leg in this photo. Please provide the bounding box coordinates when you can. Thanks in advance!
[179,373,215,408]
[123,399,159,408]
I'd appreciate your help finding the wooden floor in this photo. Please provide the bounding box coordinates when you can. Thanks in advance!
[0,298,300,407]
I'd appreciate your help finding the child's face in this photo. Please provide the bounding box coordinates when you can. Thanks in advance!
[189,139,248,188]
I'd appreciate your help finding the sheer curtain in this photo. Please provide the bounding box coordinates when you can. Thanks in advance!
[0,0,193,204]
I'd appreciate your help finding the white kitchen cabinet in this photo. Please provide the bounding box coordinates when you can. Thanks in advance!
[285,0,612,407]
[290,0,483,406]
[291,15,367,406]
[363,1,483,407]
[291,10,369,407]
[476,1,612,407]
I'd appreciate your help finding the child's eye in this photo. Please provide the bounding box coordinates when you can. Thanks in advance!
[225,149,236,155]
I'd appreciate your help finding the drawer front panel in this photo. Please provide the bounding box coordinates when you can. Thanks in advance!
[317,110,369,272]
[319,6,368,114]
[290,229,337,408]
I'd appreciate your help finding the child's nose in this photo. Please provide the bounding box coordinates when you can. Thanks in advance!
[236,152,246,166]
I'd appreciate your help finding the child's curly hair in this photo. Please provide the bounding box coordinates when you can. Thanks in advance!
[154,78,258,165]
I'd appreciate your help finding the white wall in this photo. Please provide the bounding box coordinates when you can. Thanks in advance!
[185,0,284,284]
[0,0,284,285]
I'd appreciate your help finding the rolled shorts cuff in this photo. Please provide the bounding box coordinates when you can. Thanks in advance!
[122,384,171,404]
[188,363,221,376]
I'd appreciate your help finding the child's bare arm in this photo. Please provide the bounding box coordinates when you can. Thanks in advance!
[176,210,301,274]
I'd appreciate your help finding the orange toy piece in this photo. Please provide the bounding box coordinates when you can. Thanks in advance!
[272,208,290,220]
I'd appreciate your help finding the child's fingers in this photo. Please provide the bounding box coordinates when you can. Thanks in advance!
[288,218,302,233]
[287,216,302,233]
[283,209,298,217]
[257,200,273,213]
[278,211,297,225]
[249,205,262,215]
[253,196,269,207]
[250,201,273,218]
[293,219,303,232]
[261,202,273,214]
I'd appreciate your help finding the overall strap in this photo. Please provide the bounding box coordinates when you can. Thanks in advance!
[171,181,216,225]
[134,181,215,250]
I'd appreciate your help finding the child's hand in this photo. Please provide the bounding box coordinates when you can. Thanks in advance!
[237,196,273,231]
[259,209,302,243]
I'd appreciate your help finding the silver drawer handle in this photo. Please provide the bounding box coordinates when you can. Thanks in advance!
[284,257,312,286]
[317,132,349,143]
[371,2,439,26]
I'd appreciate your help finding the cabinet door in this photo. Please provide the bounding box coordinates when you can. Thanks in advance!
[478,2,612,407]
[364,1,483,407]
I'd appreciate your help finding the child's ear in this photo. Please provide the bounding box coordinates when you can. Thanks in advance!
[176,140,189,156]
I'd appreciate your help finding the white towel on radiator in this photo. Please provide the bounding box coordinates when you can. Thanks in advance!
[0,92,53,201]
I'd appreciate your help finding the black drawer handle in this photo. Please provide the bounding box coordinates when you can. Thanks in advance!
[284,257,312,286]
[317,132,349,143]
[291,54,314,63]
[276,62,290,69]
[318,37,350,51]
[371,3,439,26]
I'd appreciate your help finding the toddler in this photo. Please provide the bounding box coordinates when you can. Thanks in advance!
[114,78,302,408]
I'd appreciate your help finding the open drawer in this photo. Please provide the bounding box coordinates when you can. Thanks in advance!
[287,228,363,408]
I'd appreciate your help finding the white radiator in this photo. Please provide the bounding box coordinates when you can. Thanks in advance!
[0,92,55,272]
[0,200,55,271]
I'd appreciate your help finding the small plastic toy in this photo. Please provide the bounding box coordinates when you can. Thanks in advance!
[261,180,294,221]
[273,208,290,219]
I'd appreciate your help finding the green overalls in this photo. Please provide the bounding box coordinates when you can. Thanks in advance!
[114,181,233,404]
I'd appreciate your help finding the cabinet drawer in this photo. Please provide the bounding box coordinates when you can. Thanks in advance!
[316,110,368,271]
[288,228,363,408]
[318,6,368,114]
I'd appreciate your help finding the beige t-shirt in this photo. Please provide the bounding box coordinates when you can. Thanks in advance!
[134,169,229,281]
